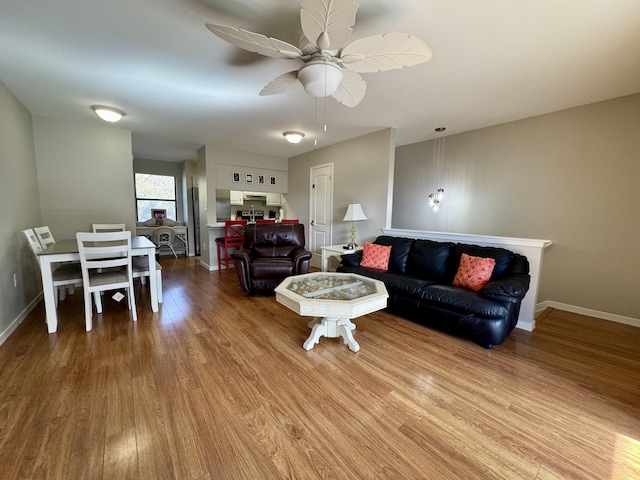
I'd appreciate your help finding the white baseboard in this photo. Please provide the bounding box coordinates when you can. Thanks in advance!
[0,293,43,347]
[536,300,640,329]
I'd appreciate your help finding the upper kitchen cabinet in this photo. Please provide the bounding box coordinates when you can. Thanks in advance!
[230,190,244,205]
[266,193,282,206]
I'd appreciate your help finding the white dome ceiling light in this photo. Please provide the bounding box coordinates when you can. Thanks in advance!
[91,105,126,123]
[283,131,305,143]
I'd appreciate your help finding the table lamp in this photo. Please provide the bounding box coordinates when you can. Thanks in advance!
[343,203,367,249]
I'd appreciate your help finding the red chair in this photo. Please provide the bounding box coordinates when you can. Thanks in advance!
[256,219,276,223]
[215,220,247,273]
[281,219,299,224]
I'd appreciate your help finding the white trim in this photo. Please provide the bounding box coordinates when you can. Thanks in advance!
[536,300,640,329]
[383,228,552,249]
[200,259,214,271]
[0,293,43,346]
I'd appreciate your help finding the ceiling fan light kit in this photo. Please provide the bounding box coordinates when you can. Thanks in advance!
[298,60,344,97]
[206,0,432,108]
[283,131,305,143]
[91,105,126,123]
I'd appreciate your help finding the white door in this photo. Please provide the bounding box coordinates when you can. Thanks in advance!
[309,163,333,269]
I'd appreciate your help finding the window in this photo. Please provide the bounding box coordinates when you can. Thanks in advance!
[135,173,176,221]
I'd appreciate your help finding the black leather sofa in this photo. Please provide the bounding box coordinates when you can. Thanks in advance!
[337,236,530,348]
[231,223,312,294]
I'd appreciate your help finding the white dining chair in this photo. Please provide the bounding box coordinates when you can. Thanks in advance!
[22,228,82,306]
[92,223,126,233]
[132,257,164,303]
[76,231,137,331]
[152,226,178,258]
[34,225,56,249]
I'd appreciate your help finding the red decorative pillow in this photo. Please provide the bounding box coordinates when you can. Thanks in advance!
[453,253,496,291]
[360,242,392,271]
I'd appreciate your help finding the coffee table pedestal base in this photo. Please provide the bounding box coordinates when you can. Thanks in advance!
[303,317,359,352]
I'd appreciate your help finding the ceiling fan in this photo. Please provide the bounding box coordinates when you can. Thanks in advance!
[206,0,432,107]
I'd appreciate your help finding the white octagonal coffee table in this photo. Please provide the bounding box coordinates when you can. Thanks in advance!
[275,272,388,352]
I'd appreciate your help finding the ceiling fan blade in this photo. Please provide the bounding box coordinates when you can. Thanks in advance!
[340,33,432,73]
[300,0,358,51]
[259,71,300,96]
[206,24,303,59]
[331,70,366,107]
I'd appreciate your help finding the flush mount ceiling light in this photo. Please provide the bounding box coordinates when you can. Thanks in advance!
[91,105,126,123]
[283,131,305,144]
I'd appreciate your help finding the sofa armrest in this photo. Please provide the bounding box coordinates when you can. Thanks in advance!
[478,273,530,303]
[340,252,363,267]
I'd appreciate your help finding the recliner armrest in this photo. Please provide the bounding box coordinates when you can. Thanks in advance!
[290,247,312,271]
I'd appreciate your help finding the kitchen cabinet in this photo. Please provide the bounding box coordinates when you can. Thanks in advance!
[266,193,282,206]
[230,190,244,205]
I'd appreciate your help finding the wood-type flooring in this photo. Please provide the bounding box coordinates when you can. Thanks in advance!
[0,256,638,479]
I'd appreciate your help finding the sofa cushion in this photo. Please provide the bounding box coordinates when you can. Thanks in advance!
[446,244,514,282]
[336,265,387,281]
[360,242,391,270]
[453,253,496,292]
[250,258,294,279]
[382,273,437,296]
[405,239,455,281]
[419,285,509,318]
[373,236,415,273]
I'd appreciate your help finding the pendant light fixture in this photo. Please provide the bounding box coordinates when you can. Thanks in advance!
[427,127,446,213]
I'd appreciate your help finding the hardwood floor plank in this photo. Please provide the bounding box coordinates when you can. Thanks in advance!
[0,257,638,479]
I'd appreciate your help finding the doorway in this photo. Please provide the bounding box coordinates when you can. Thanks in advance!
[309,163,333,269]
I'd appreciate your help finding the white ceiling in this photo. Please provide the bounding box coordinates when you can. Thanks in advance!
[1,0,639,161]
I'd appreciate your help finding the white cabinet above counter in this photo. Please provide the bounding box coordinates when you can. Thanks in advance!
[230,190,244,205]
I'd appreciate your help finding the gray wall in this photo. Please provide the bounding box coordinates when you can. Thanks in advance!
[288,128,396,249]
[393,94,640,319]
[33,116,136,236]
[0,81,43,341]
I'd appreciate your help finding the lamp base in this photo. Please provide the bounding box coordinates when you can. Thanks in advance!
[344,242,358,250]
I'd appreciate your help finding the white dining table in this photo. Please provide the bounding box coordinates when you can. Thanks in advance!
[37,236,159,333]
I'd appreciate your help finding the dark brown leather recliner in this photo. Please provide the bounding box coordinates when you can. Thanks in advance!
[231,223,312,294]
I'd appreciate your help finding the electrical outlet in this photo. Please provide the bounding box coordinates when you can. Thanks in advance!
[13,273,18,288]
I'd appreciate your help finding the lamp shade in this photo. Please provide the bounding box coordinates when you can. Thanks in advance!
[343,203,367,222]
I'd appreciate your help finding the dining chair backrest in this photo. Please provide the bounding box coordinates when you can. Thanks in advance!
[77,231,133,272]
[281,219,299,224]
[92,223,126,233]
[76,231,137,331]
[34,226,55,249]
[25,228,82,306]
[152,226,178,257]
[23,228,44,255]
[255,219,276,224]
